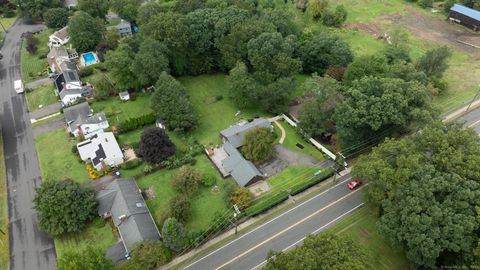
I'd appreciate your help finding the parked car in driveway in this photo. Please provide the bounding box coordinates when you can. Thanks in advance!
[348,179,362,190]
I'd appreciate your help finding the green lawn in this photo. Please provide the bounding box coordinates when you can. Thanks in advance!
[20,29,52,83]
[275,120,325,161]
[137,156,235,232]
[0,130,9,270]
[179,74,266,146]
[90,95,153,126]
[267,166,320,191]
[54,218,116,258]
[35,128,90,183]
[327,206,410,270]
[25,84,58,112]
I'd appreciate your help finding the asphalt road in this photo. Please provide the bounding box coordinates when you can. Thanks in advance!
[182,174,363,270]
[457,105,480,134]
[0,20,56,270]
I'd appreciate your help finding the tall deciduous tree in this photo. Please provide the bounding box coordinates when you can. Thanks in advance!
[57,246,115,270]
[241,127,275,162]
[299,33,353,74]
[132,39,170,87]
[298,75,345,138]
[78,0,109,18]
[104,43,139,91]
[333,76,437,148]
[343,54,389,83]
[33,180,97,237]
[415,46,451,78]
[264,232,369,270]
[68,11,103,52]
[162,218,186,252]
[110,0,142,22]
[171,165,202,196]
[119,241,172,270]
[170,195,191,222]
[17,0,61,21]
[138,127,176,165]
[137,1,163,26]
[44,8,68,29]
[151,72,197,132]
[229,187,253,210]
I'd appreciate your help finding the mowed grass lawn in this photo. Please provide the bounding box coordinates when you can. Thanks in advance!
[26,83,58,112]
[180,74,266,145]
[267,166,321,191]
[137,156,236,232]
[21,29,52,83]
[55,218,116,258]
[327,206,410,270]
[35,128,89,183]
[274,120,325,161]
[0,131,9,269]
[90,95,153,126]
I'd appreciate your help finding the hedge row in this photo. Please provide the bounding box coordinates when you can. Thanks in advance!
[290,169,334,196]
[245,190,289,217]
[117,113,156,134]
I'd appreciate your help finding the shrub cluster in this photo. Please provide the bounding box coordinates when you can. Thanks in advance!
[117,113,156,134]
[290,169,334,196]
[245,191,290,217]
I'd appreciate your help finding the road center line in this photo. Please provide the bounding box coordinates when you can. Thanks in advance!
[182,176,352,270]
[214,185,367,270]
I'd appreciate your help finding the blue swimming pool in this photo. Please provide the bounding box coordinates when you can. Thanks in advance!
[82,52,97,65]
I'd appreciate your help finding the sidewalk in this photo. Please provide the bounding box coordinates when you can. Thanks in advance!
[25,77,51,89]
[29,102,61,119]
[159,167,351,270]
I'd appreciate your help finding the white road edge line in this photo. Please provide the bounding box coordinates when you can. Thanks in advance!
[182,176,352,270]
[249,203,365,270]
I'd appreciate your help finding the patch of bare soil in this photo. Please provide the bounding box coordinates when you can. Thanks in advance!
[345,22,384,38]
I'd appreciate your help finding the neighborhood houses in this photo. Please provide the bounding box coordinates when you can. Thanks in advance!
[63,102,109,138]
[48,26,69,48]
[77,132,124,171]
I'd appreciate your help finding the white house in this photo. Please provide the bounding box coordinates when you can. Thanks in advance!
[54,67,92,106]
[77,132,124,171]
[63,102,109,138]
[48,27,69,48]
[119,91,130,101]
[47,46,78,73]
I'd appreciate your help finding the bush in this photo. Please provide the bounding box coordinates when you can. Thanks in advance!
[119,241,172,270]
[201,174,216,187]
[171,165,202,196]
[290,169,334,196]
[245,191,289,217]
[215,95,223,101]
[162,218,186,252]
[241,127,275,162]
[122,159,143,170]
[229,187,254,210]
[71,144,78,154]
[117,113,157,134]
[170,195,191,222]
[161,154,196,170]
[138,128,176,164]
[78,66,94,77]
[44,8,68,29]
[25,32,38,54]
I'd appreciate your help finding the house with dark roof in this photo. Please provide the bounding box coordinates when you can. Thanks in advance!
[97,178,160,263]
[209,118,272,187]
[449,4,480,31]
[77,132,124,170]
[48,27,69,48]
[63,102,109,138]
[54,67,92,106]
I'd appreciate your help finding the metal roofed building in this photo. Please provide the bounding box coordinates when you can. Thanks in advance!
[449,4,480,31]
[97,178,160,263]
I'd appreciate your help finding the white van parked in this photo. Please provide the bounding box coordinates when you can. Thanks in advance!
[14,80,24,94]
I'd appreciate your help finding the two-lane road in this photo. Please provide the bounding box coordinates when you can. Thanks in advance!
[183,174,363,270]
[0,20,56,270]
[457,105,480,134]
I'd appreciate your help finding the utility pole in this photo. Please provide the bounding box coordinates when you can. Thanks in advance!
[465,84,480,113]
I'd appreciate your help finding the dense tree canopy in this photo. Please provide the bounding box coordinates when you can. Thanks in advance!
[343,54,389,83]
[68,11,103,52]
[57,246,115,270]
[138,127,176,164]
[333,76,437,148]
[78,0,109,18]
[43,8,68,29]
[170,195,191,222]
[353,123,480,267]
[299,33,353,74]
[132,39,170,87]
[171,165,202,196]
[151,72,198,132]
[298,75,345,138]
[264,232,369,270]
[17,0,61,20]
[104,43,140,91]
[415,46,451,78]
[241,127,275,162]
[110,0,142,22]
[33,180,97,237]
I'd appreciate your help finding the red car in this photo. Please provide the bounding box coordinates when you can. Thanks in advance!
[348,179,362,190]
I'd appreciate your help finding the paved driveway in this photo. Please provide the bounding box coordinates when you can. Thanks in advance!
[0,20,56,270]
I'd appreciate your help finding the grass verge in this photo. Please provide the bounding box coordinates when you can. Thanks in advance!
[20,29,52,83]
[25,84,58,112]
[0,127,9,270]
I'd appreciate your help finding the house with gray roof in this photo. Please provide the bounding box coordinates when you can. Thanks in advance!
[48,27,69,48]
[208,118,272,187]
[220,118,271,148]
[97,178,160,263]
[47,46,78,73]
[63,102,109,138]
[77,132,124,170]
[107,19,132,37]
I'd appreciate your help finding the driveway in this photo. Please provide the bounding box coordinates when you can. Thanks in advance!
[29,103,61,120]
[0,19,56,270]
[33,118,65,138]
[25,77,51,90]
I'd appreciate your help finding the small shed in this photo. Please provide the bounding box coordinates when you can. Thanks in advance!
[119,91,130,101]
[448,4,480,31]
[156,119,166,129]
